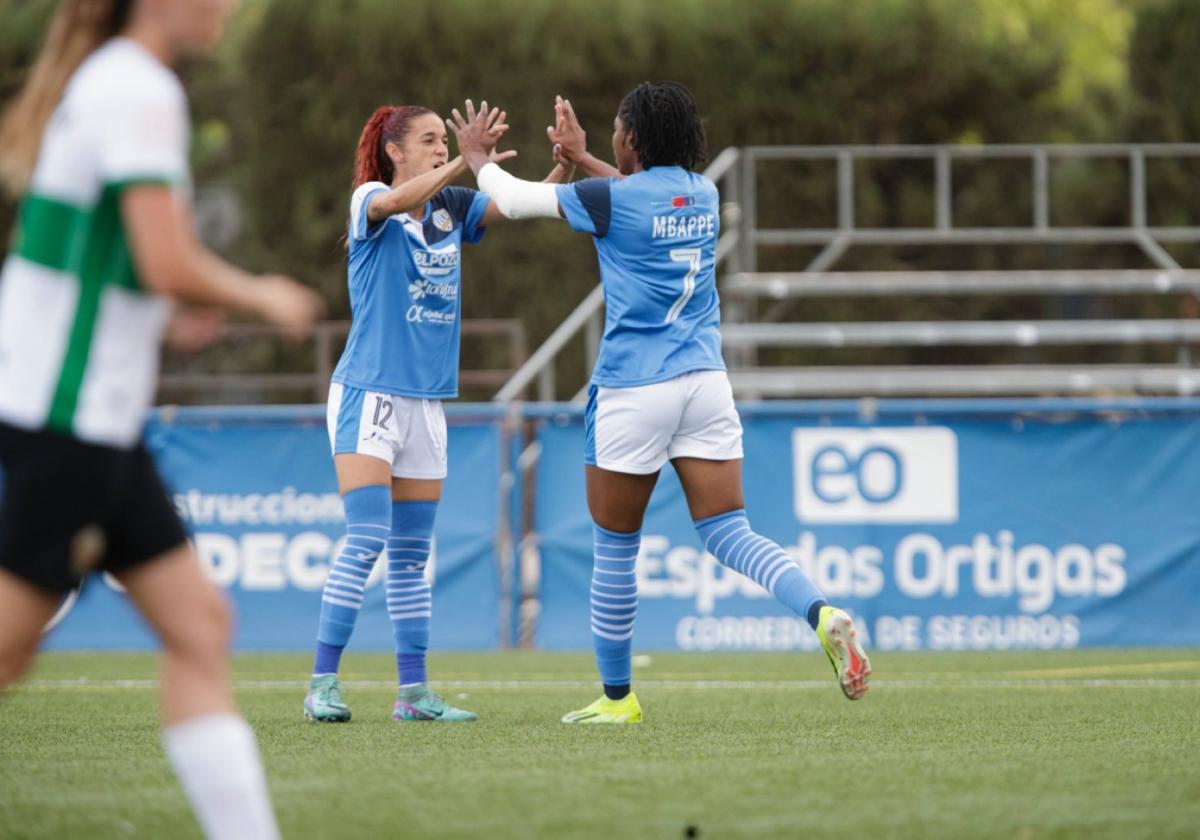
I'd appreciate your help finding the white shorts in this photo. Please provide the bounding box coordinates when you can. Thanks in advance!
[585,370,744,475]
[326,382,448,479]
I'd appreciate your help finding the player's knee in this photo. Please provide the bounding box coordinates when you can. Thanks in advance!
[164,586,232,664]
[195,589,233,656]
[601,514,643,534]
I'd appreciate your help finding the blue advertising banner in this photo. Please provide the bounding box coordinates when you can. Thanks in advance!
[34,399,1200,651]
[534,400,1200,652]
[43,407,505,651]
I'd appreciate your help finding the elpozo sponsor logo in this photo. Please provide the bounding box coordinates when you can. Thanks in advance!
[412,246,459,277]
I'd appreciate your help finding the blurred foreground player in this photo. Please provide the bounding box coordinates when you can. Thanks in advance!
[0,0,321,836]
[449,85,871,724]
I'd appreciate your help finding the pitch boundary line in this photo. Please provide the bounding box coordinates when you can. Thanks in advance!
[17,677,1200,691]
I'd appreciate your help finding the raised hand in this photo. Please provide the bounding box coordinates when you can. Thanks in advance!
[546,95,587,165]
[490,145,518,165]
[447,99,512,173]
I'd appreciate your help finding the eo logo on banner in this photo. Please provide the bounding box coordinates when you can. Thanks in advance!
[794,428,958,523]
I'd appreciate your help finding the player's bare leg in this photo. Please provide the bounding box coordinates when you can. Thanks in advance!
[0,568,59,689]
[586,465,659,533]
[117,545,234,723]
[118,545,280,839]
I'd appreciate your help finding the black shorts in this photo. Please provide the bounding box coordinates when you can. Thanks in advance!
[0,422,188,594]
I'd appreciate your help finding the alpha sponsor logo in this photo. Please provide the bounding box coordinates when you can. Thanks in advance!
[651,213,716,239]
[409,277,458,301]
[794,427,958,523]
[412,247,460,277]
[406,304,456,326]
[432,208,453,232]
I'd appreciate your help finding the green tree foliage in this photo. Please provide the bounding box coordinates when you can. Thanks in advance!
[1128,0,1200,247]
[0,0,1193,391]
[0,0,56,241]
[219,1,1139,340]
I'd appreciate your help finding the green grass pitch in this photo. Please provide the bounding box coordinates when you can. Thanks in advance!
[2,649,1198,839]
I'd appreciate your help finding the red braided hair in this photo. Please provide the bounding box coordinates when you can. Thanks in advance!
[351,105,434,188]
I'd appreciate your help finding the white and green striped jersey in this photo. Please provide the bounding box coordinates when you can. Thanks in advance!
[0,37,189,449]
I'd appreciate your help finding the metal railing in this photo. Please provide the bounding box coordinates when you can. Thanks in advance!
[493,143,1200,403]
[721,319,1200,349]
[727,365,1200,397]
[722,269,1200,298]
[737,143,1200,274]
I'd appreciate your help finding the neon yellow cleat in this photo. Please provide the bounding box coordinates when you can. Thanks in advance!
[560,692,644,724]
[817,606,872,700]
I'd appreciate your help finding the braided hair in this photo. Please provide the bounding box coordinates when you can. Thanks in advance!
[616,81,707,171]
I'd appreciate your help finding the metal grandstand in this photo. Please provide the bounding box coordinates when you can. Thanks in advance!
[494,143,1200,402]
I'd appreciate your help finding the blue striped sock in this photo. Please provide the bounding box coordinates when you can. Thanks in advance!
[591,524,640,694]
[695,509,827,629]
[387,500,437,687]
[313,485,392,674]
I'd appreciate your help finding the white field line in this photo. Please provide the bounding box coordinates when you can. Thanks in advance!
[999,659,1200,678]
[16,677,1200,691]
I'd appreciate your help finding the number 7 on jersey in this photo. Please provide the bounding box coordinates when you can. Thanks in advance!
[665,247,701,324]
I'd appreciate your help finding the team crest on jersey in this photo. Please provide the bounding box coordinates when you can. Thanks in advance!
[432,208,454,232]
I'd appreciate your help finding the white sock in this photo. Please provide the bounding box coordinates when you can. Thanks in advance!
[163,713,280,840]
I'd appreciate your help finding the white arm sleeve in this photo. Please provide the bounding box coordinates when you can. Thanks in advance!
[476,163,562,219]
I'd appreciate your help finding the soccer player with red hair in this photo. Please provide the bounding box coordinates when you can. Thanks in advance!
[304,101,571,723]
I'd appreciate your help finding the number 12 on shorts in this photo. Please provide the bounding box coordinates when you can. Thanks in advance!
[665,247,701,324]
[373,395,393,430]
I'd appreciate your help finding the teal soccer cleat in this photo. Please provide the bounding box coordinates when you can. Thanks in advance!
[304,674,352,722]
[392,685,478,722]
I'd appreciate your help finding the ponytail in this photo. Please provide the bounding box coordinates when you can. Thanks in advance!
[350,104,434,188]
[0,0,134,196]
[352,106,398,188]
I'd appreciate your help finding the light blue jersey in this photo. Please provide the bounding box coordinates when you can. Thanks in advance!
[556,167,724,388]
[331,182,491,398]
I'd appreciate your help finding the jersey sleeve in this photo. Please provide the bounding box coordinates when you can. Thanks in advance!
[441,186,490,244]
[94,77,189,186]
[349,182,390,241]
[555,178,613,237]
